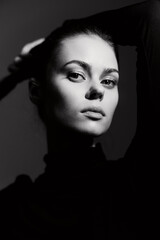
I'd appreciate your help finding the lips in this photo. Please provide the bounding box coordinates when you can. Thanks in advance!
[81,106,105,120]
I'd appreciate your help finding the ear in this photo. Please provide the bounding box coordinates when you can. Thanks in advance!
[28,78,42,104]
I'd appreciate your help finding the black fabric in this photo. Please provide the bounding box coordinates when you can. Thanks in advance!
[0,144,135,239]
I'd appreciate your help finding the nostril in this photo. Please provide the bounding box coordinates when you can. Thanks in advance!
[85,87,104,101]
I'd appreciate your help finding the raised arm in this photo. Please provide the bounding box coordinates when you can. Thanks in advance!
[71,0,160,162]
[0,39,44,100]
[81,1,160,226]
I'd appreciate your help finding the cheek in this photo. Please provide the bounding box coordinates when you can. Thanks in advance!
[45,81,84,118]
[54,85,83,109]
[103,90,119,117]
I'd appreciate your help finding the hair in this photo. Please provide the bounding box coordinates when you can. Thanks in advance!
[0,19,119,105]
[29,19,119,84]
[27,19,119,122]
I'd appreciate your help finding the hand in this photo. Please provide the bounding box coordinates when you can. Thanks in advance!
[0,38,44,100]
[8,38,45,74]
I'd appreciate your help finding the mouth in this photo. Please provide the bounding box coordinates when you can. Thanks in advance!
[81,107,105,120]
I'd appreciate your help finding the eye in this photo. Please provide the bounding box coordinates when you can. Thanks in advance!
[67,72,85,82]
[101,79,117,89]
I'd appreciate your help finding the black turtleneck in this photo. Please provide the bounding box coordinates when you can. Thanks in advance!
[0,143,135,239]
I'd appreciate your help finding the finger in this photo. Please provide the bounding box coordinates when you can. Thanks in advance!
[14,56,22,63]
[8,64,19,73]
[8,56,25,73]
[20,38,45,56]
[8,38,45,74]
[8,55,29,73]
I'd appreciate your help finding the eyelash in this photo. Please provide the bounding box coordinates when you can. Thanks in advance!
[67,72,85,81]
[67,72,118,88]
[101,79,117,89]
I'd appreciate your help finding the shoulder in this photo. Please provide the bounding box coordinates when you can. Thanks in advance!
[0,174,33,197]
[0,175,33,237]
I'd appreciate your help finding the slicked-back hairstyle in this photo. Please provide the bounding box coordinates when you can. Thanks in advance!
[29,19,119,84]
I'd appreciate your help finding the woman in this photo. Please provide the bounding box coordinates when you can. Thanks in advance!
[0,0,159,239]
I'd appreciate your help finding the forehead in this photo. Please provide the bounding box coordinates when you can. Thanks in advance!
[57,34,118,70]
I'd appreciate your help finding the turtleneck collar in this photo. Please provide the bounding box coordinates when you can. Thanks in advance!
[43,142,107,174]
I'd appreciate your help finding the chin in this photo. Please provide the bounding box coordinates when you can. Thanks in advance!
[60,119,112,137]
[83,129,108,137]
[74,123,110,137]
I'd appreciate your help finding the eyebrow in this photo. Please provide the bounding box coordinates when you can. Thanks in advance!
[62,60,119,76]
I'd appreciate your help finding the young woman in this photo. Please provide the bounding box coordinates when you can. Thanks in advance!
[0,0,159,239]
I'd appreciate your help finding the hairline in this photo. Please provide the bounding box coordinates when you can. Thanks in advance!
[46,31,117,80]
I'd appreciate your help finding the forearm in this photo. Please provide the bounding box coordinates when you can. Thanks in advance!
[82,0,160,45]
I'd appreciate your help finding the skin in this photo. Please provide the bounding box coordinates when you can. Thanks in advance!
[32,34,119,152]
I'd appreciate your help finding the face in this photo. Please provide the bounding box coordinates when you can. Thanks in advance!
[43,34,119,137]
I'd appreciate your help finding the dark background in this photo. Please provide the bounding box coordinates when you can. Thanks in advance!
[0,0,141,190]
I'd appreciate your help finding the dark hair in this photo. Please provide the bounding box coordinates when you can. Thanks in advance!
[29,19,119,84]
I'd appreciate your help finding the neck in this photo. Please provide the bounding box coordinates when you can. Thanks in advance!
[46,127,95,155]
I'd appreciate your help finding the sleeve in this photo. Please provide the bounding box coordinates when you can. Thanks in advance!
[77,0,160,162]
[0,175,33,237]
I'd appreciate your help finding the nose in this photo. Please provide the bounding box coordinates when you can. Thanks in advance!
[85,82,105,101]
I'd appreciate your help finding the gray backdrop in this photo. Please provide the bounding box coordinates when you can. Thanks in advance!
[0,0,141,190]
